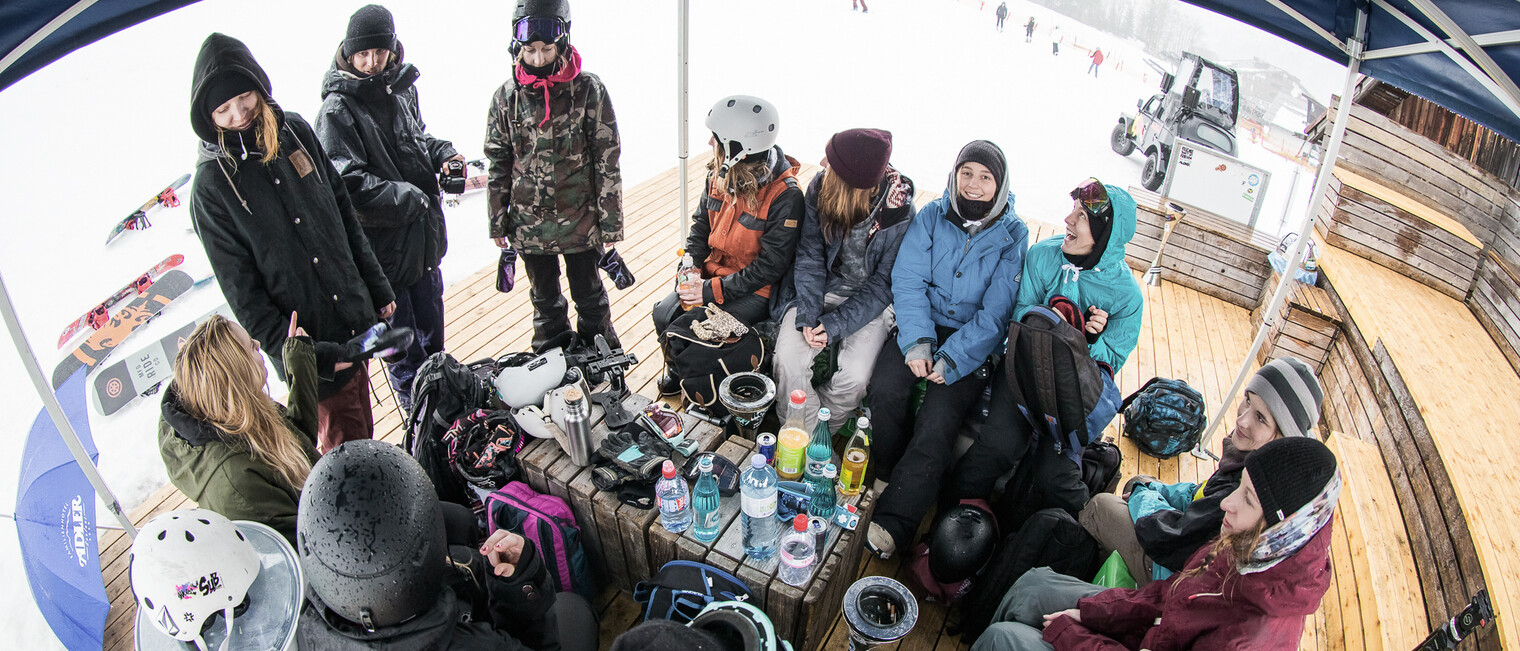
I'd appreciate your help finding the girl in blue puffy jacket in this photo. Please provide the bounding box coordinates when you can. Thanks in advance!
[864,140,1029,559]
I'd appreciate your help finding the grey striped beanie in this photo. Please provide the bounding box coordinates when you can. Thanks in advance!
[1246,357,1323,439]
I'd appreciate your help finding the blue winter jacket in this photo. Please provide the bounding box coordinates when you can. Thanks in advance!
[1015,184,1144,372]
[892,192,1029,385]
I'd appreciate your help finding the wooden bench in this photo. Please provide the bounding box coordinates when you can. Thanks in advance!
[1469,250,1520,377]
[1123,185,1275,309]
[1314,167,1484,301]
[1303,433,1427,650]
[1313,242,1518,649]
[1251,270,1342,373]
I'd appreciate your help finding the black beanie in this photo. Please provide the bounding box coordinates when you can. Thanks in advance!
[199,72,261,126]
[954,140,1006,189]
[1244,436,1337,526]
[343,4,397,58]
[610,619,728,651]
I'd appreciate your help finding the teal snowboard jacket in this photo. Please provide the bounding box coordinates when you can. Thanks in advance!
[1015,184,1144,372]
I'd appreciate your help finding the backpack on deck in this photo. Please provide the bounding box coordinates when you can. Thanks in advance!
[991,437,1123,534]
[957,508,1101,643]
[1005,303,1107,455]
[663,305,769,413]
[1121,377,1207,459]
[446,409,528,492]
[486,481,596,601]
[634,560,756,623]
[407,352,502,507]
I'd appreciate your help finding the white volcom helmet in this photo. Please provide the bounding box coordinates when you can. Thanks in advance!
[494,348,569,408]
[130,509,261,651]
[705,95,780,171]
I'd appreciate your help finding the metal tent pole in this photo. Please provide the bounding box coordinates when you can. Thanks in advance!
[0,272,136,536]
[677,0,690,239]
[1193,9,1366,457]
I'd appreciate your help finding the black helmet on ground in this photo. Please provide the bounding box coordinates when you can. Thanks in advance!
[927,502,998,583]
[298,439,447,631]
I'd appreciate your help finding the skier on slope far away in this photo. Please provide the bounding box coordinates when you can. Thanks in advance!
[1025,16,1037,42]
[996,3,1008,32]
[1089,47,1106,77]
[1051,25,1063,55]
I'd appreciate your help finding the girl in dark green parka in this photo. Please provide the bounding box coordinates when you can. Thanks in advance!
[158,313,337,545]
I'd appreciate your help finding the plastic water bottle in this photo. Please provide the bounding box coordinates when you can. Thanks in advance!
[657,460,693,534]
[807,463,838,520]
[741,454,781,560]
[778,514,816,587]
[693,456,722,543]
[804,407,833,483]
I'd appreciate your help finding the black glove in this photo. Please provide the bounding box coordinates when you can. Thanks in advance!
[598,247,636,290]
[590,429,668,489]
[342,322,415,364]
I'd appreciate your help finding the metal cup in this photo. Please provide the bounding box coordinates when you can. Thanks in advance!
[717,372,776,440]
[843,576,918,651]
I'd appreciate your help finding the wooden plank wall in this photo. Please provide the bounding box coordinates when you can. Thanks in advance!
[1312,172,1482,301]
[1123,187,1273,309]
[1469,251,1520,376]
[1318,273,1495,650]
[1360,80,1520,190]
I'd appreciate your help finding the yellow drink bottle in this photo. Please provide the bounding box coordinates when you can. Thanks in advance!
[775,390,810,481]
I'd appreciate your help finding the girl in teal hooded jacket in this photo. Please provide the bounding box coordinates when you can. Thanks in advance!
[949,180,1142,513]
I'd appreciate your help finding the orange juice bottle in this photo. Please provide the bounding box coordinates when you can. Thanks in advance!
[676,249,698,311]
[774,390,810,481]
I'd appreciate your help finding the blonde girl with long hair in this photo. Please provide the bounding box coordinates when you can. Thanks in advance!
[971,436,1340,651]
[158,312,341,545]
[771,128,916,435]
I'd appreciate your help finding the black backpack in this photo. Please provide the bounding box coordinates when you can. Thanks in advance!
[957,508,1101,643]
[1121,377,1207,459]
[407,352,501,506]
[662,306,768,413]
[634,560,756,623]
[1005,304,1107,453]
[991,437,1123,534]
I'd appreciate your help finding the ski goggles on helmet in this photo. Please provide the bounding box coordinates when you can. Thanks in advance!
[513,16,569,44]
[1070,178,1110,216]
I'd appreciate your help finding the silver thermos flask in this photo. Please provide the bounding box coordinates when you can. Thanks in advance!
[563,386,593,466]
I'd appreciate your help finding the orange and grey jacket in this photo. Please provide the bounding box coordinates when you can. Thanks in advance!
[686,148,804,304]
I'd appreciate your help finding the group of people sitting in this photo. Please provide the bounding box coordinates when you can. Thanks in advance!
[141,0,1344,648]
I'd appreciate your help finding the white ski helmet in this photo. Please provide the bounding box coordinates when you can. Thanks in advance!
[130,509,261,651]
[705,95,780,171]
[493,347,569,408]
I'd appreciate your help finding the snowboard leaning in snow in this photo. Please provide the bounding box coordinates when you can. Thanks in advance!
[52,270,194,389]
[104,173,191,245]
[56,254,185,349]
[91,305,230,416]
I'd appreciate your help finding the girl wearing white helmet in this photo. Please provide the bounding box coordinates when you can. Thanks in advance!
[158,313,330,546]
[485,0,626,353]
[652,94,804,396]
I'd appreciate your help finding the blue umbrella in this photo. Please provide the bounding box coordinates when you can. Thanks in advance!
[14,368,108,650]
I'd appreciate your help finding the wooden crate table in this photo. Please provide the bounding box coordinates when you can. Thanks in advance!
[1251,271,1342,373]
[512,388,727,593]
[648,437,757,573]
[693,468,878,651]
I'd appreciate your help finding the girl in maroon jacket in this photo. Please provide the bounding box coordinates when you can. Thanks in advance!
[971,436,1340,651]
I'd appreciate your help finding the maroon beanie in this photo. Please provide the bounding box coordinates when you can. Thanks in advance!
[824,128,893,190]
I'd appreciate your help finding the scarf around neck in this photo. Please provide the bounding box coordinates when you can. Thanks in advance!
[1238,470,1341,574]
[514,46,583,127]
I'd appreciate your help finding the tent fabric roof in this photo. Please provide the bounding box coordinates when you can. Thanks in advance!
[1184,0,1520,143]
[0,0,196,93]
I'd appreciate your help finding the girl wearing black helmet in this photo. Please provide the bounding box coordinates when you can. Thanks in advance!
[486,0,626,353]
[972,436,1339,650]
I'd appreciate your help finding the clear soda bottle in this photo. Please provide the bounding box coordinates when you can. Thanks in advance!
[657,460,693,534]
[804,407,833,483]
[740,454,781,560]
[693,456,722,543]
[837,416,871,495]
[808,463,838,520]
[778,514,816,587]
[775,391,810,481]
[676,249,699,311]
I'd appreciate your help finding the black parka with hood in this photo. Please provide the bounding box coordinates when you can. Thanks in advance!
[187,33,394,394]
[315,41,457,290]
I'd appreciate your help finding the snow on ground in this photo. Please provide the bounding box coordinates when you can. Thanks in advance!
[0,0,1340,646]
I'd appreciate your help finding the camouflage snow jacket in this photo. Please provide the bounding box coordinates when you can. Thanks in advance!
[484,49,623,255]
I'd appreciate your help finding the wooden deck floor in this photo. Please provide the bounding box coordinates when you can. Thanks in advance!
[97,157,1400,650]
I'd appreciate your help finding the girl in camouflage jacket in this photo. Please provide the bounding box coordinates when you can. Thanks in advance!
[485,2,624,352]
